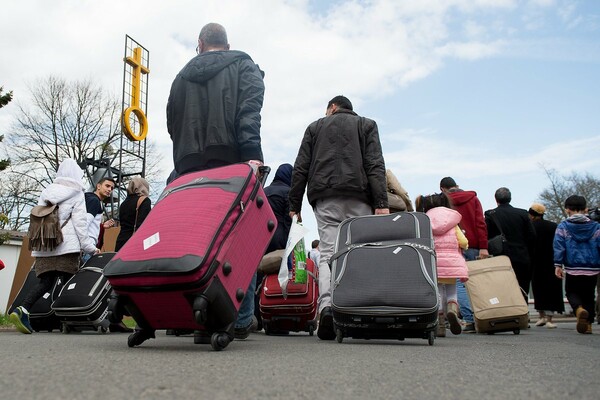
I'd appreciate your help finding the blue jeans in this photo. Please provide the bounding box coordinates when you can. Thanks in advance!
[235,272,257,329]
[457,248,480,323]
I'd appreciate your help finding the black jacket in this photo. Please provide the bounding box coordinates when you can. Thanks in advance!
[167,50,265,174]
[485,204,536,268]
[288,108,388,212]
[264,164,293,253]
[115,195,151,252]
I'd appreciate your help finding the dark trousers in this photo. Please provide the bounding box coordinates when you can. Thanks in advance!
[565,274,598,323]
[22,271,71,311]
[512,262,532,303]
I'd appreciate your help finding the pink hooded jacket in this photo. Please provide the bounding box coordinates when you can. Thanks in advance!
[427,207,469,279]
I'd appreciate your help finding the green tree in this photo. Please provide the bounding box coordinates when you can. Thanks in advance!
[538,167,600,223]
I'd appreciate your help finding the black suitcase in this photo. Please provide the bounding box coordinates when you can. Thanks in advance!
[51,253,115,333]
[330,212,439,345]
[8,268,65,332]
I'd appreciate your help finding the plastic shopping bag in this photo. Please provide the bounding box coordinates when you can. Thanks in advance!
[278,215,309,297]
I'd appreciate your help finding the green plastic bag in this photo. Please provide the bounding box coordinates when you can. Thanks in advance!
[294,238,307,284]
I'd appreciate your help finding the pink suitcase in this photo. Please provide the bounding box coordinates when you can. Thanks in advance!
[103,164,276,350]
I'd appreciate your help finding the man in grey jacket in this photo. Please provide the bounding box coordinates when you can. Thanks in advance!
[289,95,389,340]
[166,23,265,340]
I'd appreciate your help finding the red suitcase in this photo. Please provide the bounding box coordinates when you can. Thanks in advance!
[259,258,318,335]
[103,164,276,350]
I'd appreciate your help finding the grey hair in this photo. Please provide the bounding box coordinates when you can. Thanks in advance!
[199,23,228,46]
[494,187,511,204]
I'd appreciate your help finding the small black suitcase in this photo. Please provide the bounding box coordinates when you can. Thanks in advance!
[51,252,116,333]
[331,212,439,345]
[8,268,65,332]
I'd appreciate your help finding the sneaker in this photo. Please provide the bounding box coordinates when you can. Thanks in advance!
[575,307,589,334]
[545,321,557,329]
[462,322,476,333]
[446,302,462,335]
[234,315,258,340]
[317,306,335,340]
[535,318,547,327]
[585,323,592,334]
[10,306,33,334]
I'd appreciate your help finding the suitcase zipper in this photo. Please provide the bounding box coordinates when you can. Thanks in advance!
[342,213,421,245]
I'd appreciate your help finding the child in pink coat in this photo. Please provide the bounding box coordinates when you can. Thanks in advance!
[416,193,469,337]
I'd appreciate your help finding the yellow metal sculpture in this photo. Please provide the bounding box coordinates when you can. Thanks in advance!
[122,47,150,141]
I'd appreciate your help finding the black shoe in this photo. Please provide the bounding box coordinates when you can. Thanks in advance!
[234,316,258,340]
[317,307,335,340]
[110,322,134,333]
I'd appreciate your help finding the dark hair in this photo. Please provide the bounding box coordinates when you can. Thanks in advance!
[494,187,511,204]
[440,177,457,189]
[199,23,228,46]
[97,177,115,186]
[311,239,320,249]
[415,193,452,213]
[327,95,353,111]
[564,195,587,212]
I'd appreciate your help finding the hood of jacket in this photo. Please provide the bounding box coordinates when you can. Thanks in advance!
[179,50,252,84]
[273,163,293,186]
[564,215,599,242]
[447,189,477,206]
[427,207,462,235]
[40,181,84,206]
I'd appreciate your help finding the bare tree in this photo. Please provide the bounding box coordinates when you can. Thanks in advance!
[1,76,162,231]
[0,85,12,171]
[0,171,39,231]
[539,167,600,223]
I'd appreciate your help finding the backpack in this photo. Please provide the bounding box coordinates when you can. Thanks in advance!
[27,203,71,252]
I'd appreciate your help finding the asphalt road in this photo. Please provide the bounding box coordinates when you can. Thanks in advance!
[1,321,599,400]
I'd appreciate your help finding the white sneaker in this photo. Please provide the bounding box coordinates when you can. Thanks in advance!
[545,321,557,329]
[535,318,546,327]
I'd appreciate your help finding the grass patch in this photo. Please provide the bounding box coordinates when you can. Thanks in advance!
[122,316,137,328]
[0,313,11,326]
[0,313,136,328]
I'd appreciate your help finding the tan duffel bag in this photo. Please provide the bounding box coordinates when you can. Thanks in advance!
[258,249,285,275]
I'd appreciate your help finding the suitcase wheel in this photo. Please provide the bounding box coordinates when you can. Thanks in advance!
[61,323,71,334]
[335,328,343,344]
[210,332,231,351]
[193,296,209,325]
[513,329,520,335]
[427,331,435,346]
[309,325,315,336]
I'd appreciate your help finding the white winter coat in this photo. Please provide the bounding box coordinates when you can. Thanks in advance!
[31,179,97,258]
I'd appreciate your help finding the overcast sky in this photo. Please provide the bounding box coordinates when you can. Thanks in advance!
[1,0,599,238]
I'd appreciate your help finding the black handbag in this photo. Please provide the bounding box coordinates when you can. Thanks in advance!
[487,211,506,256]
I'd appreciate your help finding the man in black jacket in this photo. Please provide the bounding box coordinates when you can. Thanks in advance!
[485,187,536,302]
[289,95,388,340]
[167,22,265,175]
[166,23,265,340]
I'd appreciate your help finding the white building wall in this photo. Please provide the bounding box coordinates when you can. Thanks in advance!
[0,239,24,314]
